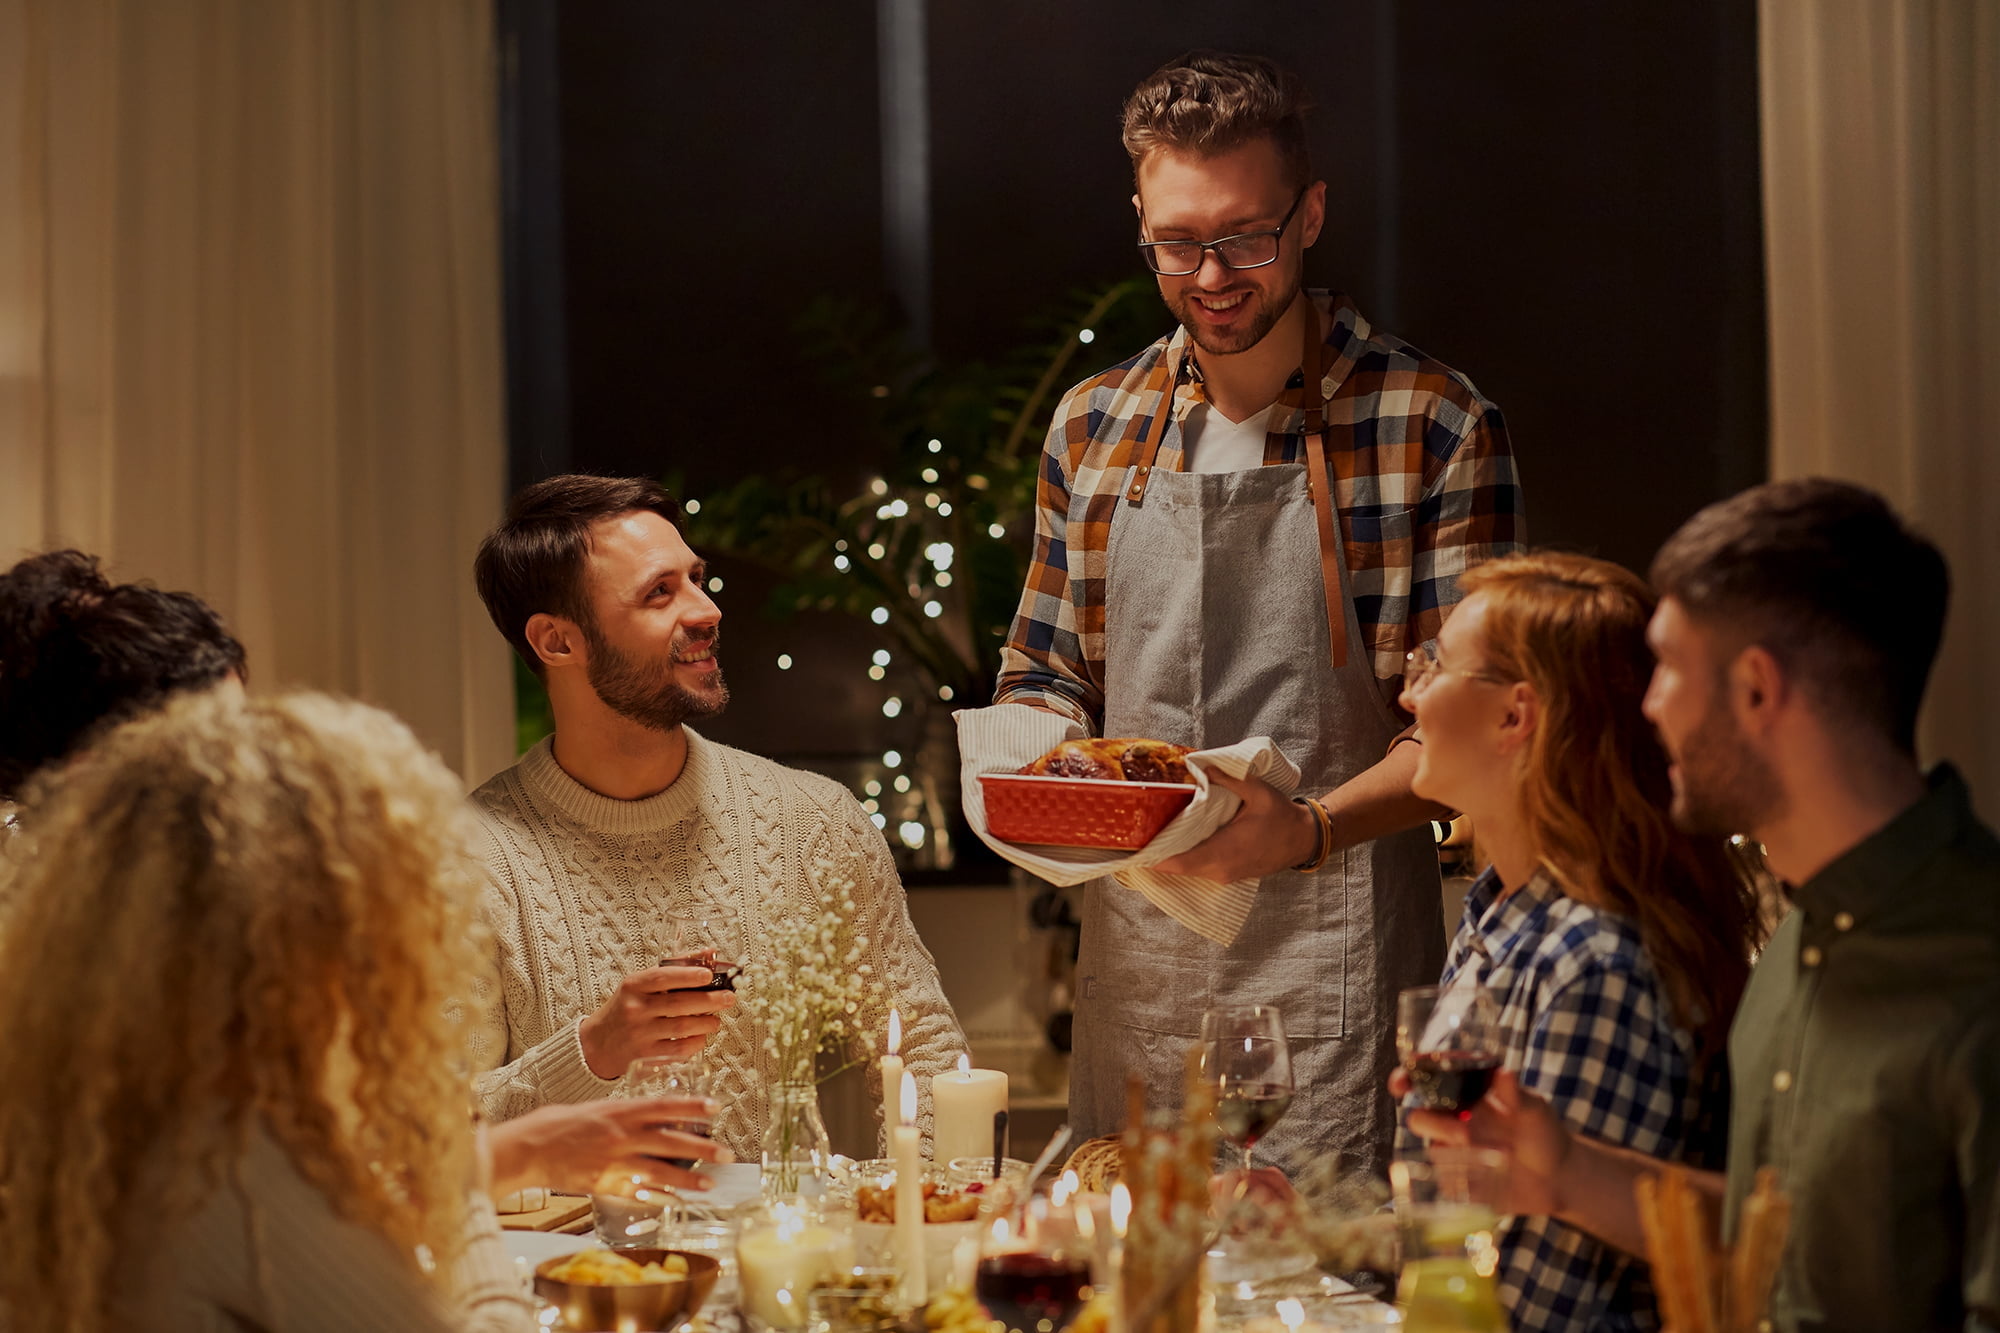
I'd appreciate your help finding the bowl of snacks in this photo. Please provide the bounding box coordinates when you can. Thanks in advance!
[850,1179,982,1290]
[532,1247,720,1332]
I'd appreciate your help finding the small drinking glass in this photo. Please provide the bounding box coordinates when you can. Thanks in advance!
[661,912,745,991]
[1389,1146,1509,1332]
[1396,984,1505,1119]
[1199,1003,1294,1172]
[591,1057,713,1247]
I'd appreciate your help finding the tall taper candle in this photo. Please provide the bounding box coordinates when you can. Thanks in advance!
[879,1008,904,1150]
[894,1070,927,1306]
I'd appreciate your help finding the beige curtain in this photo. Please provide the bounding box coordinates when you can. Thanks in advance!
[1760,0,2000,818]
[0,0,513,783]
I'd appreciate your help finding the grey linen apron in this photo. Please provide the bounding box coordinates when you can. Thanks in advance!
[1069,434,1445,1181]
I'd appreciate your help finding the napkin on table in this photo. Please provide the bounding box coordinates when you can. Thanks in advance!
[954,703,1302,947]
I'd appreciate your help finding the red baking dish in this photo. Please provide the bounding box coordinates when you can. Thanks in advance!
[978,773,1197,850]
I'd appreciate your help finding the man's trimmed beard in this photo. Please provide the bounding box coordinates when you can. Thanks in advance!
[1667,695,1782,838]
[1164,262,1303,358]
[583,622,729,734]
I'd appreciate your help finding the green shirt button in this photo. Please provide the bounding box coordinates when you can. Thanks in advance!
[1773,1070,1794,1092]
[1801,945,1823,967]
[1834,911,1856,931]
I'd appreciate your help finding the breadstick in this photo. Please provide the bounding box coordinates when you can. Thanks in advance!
[1726,1168,1790,1333]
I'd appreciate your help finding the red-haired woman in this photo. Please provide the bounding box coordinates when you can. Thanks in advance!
[1395,552,1759,1332]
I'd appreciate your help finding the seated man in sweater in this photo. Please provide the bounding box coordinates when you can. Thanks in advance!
[467,475,966,1155]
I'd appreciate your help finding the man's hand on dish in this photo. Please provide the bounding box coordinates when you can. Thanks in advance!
[579,964,736,1080]
[1152,770,1319,882]
[486,1095,732,1199]
[1391,1066,1569,1218]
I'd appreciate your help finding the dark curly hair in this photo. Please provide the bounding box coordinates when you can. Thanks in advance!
[0,550,246,799]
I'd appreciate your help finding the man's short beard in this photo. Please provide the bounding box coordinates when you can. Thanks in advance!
[1166,265,1303,358]
[1670,698,1783,838]
[582,622,729,734]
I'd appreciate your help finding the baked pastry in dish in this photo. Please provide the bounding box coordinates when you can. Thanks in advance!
[1018,738,1194,785]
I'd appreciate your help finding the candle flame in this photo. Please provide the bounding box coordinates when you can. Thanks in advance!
[1110,1182,1131,1237]
[956,1052,970,1074]
[888,1008,902,1055]
[1277,1299,1306,1330]
[900,1069,918,1124]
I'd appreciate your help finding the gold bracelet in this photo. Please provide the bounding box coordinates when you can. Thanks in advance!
[1290,797,1335,874]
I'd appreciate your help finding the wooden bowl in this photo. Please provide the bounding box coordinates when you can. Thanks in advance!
[531,1248,720,1332]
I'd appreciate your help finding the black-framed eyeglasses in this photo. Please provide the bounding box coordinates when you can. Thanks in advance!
[1137,187,1308,276]
[1404,645,1512,693]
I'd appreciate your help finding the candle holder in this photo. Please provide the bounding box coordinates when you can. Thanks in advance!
[735,1198,856,1331]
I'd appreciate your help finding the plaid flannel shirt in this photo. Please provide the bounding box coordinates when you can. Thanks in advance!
[1398,868,1717,1333]
[994,290,1523,729]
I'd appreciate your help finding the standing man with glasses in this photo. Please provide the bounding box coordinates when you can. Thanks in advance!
[993,51,1523,1175]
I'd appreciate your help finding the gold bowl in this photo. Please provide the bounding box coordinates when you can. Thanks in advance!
[532,1248,721,1332]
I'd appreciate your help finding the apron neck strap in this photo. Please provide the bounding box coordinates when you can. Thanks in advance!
[1299,304,1350,669]
[1124,347,1183,504]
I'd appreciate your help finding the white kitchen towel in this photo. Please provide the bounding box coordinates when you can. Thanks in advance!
[954,703,1302,946]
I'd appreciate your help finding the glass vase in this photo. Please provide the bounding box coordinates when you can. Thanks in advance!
[762,1080,832,1199]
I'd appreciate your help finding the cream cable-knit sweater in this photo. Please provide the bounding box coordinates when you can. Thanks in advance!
[467,729,963,1157]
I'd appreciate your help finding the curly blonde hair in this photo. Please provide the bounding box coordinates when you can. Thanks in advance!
[0,690,490,1331]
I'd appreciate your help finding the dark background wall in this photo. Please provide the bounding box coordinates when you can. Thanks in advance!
[499,0,1765,765]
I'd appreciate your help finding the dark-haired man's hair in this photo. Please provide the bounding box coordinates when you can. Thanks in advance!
[1649,478,1949,755]
[0,550,246,799]
[1121,50,1314,189]
[473,475,681,677]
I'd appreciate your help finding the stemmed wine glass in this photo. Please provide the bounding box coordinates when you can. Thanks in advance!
[1199,1003,1295,1173]
[1396,983,1505,1119]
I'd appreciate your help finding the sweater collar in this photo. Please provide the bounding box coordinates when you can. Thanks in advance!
[517,727,715,835]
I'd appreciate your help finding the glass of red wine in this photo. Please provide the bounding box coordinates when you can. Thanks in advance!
[976,1195,1096,1333]
[660,913,745,992]
[1396,983,1504,1119]
[1199,1003,1295,1174]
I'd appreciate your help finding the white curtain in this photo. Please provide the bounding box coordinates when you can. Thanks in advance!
[0,0,513,783]
[1759,0,2000,817]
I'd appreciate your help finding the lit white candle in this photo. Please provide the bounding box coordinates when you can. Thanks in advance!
[930,1053,1008,1164]
[894,1070,928,1306]
[737,1202,850,1328]
[880,1008,904,1149]
[1110,1182,1132,1239]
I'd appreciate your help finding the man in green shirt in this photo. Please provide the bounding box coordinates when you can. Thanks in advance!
[1404,479,2000,1332]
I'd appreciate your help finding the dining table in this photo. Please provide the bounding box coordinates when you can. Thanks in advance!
[500,1164,1401,1330]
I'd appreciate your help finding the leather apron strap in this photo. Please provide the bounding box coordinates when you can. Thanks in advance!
[1124,350,1181,504]
[1124,313,1348,669]
[1298,307,1349,669]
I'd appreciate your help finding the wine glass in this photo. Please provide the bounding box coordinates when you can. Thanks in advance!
[1396,984,1504,1119]
[975,1194,1096,1333]
[1199,1003,1294,1173]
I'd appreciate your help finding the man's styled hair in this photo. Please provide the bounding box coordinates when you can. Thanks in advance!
[1120,51,1314,188]
[0,550,246,800]
[1650,478,1949,755]
[473,474,681,676]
